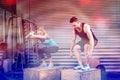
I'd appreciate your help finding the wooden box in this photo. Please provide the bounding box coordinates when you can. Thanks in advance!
[24,67,61,80]
[61,69,101,80]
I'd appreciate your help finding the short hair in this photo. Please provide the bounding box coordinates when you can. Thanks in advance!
[69,16,78,23]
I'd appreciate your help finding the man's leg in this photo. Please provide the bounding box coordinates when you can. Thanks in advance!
[84,44,92,69]
[73,44,83,68]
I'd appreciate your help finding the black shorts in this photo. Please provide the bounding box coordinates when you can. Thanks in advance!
[38,46,59,53]
[76,40,89,52]
[38,46,59,59]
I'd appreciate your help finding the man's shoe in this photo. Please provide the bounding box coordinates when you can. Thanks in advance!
[85,65,91,70]
[74,65,84,70]
[81,65,91,71]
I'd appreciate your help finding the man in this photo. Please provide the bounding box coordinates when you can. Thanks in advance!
[69,16,98,70]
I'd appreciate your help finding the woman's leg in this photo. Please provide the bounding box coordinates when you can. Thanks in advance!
[42,46,58,68]
[38,48,47,67]
[45,52,54,68]
[48,57,54,67]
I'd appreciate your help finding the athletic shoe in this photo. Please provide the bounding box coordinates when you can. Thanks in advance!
[74,65,84,70]
[39,63,47,68]
[81,65,91,71]
[85,65,91,70]
[47,63,54,69]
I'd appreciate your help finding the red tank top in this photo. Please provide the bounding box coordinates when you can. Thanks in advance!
[74,23,98,46]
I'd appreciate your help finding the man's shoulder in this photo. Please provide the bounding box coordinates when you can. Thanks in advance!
[81,23,90,28]
[84,23,90,29]
[83,23,90,27]
[83,23,91,33]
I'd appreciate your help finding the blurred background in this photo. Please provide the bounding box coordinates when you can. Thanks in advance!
[0,0,120,80]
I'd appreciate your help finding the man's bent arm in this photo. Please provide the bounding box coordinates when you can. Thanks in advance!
[84,24,94,52]
[70,30,76,52]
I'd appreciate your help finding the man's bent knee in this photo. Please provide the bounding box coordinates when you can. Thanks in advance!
[73,45,80,52]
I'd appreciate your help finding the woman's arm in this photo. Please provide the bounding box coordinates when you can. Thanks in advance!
[31,28,50,39]
[31,34,49,39]
[25,31,34,39]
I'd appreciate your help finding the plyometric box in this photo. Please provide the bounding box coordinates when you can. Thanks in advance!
[61,69,101,80]
[24,67,101,80]
[24,67,61,80]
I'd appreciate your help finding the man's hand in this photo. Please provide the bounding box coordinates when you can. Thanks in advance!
[69,51,73,58]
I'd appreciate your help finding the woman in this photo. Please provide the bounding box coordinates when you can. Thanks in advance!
[26,26,58,69]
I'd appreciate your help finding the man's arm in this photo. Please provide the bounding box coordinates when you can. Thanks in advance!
[84,24,94,52]
[70,30,76,57]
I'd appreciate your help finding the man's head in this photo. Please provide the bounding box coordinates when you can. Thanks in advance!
[69,16,79,28]
[70,16,78,23]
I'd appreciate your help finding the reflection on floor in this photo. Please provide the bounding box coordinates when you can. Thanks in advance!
[0,71,120,80]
